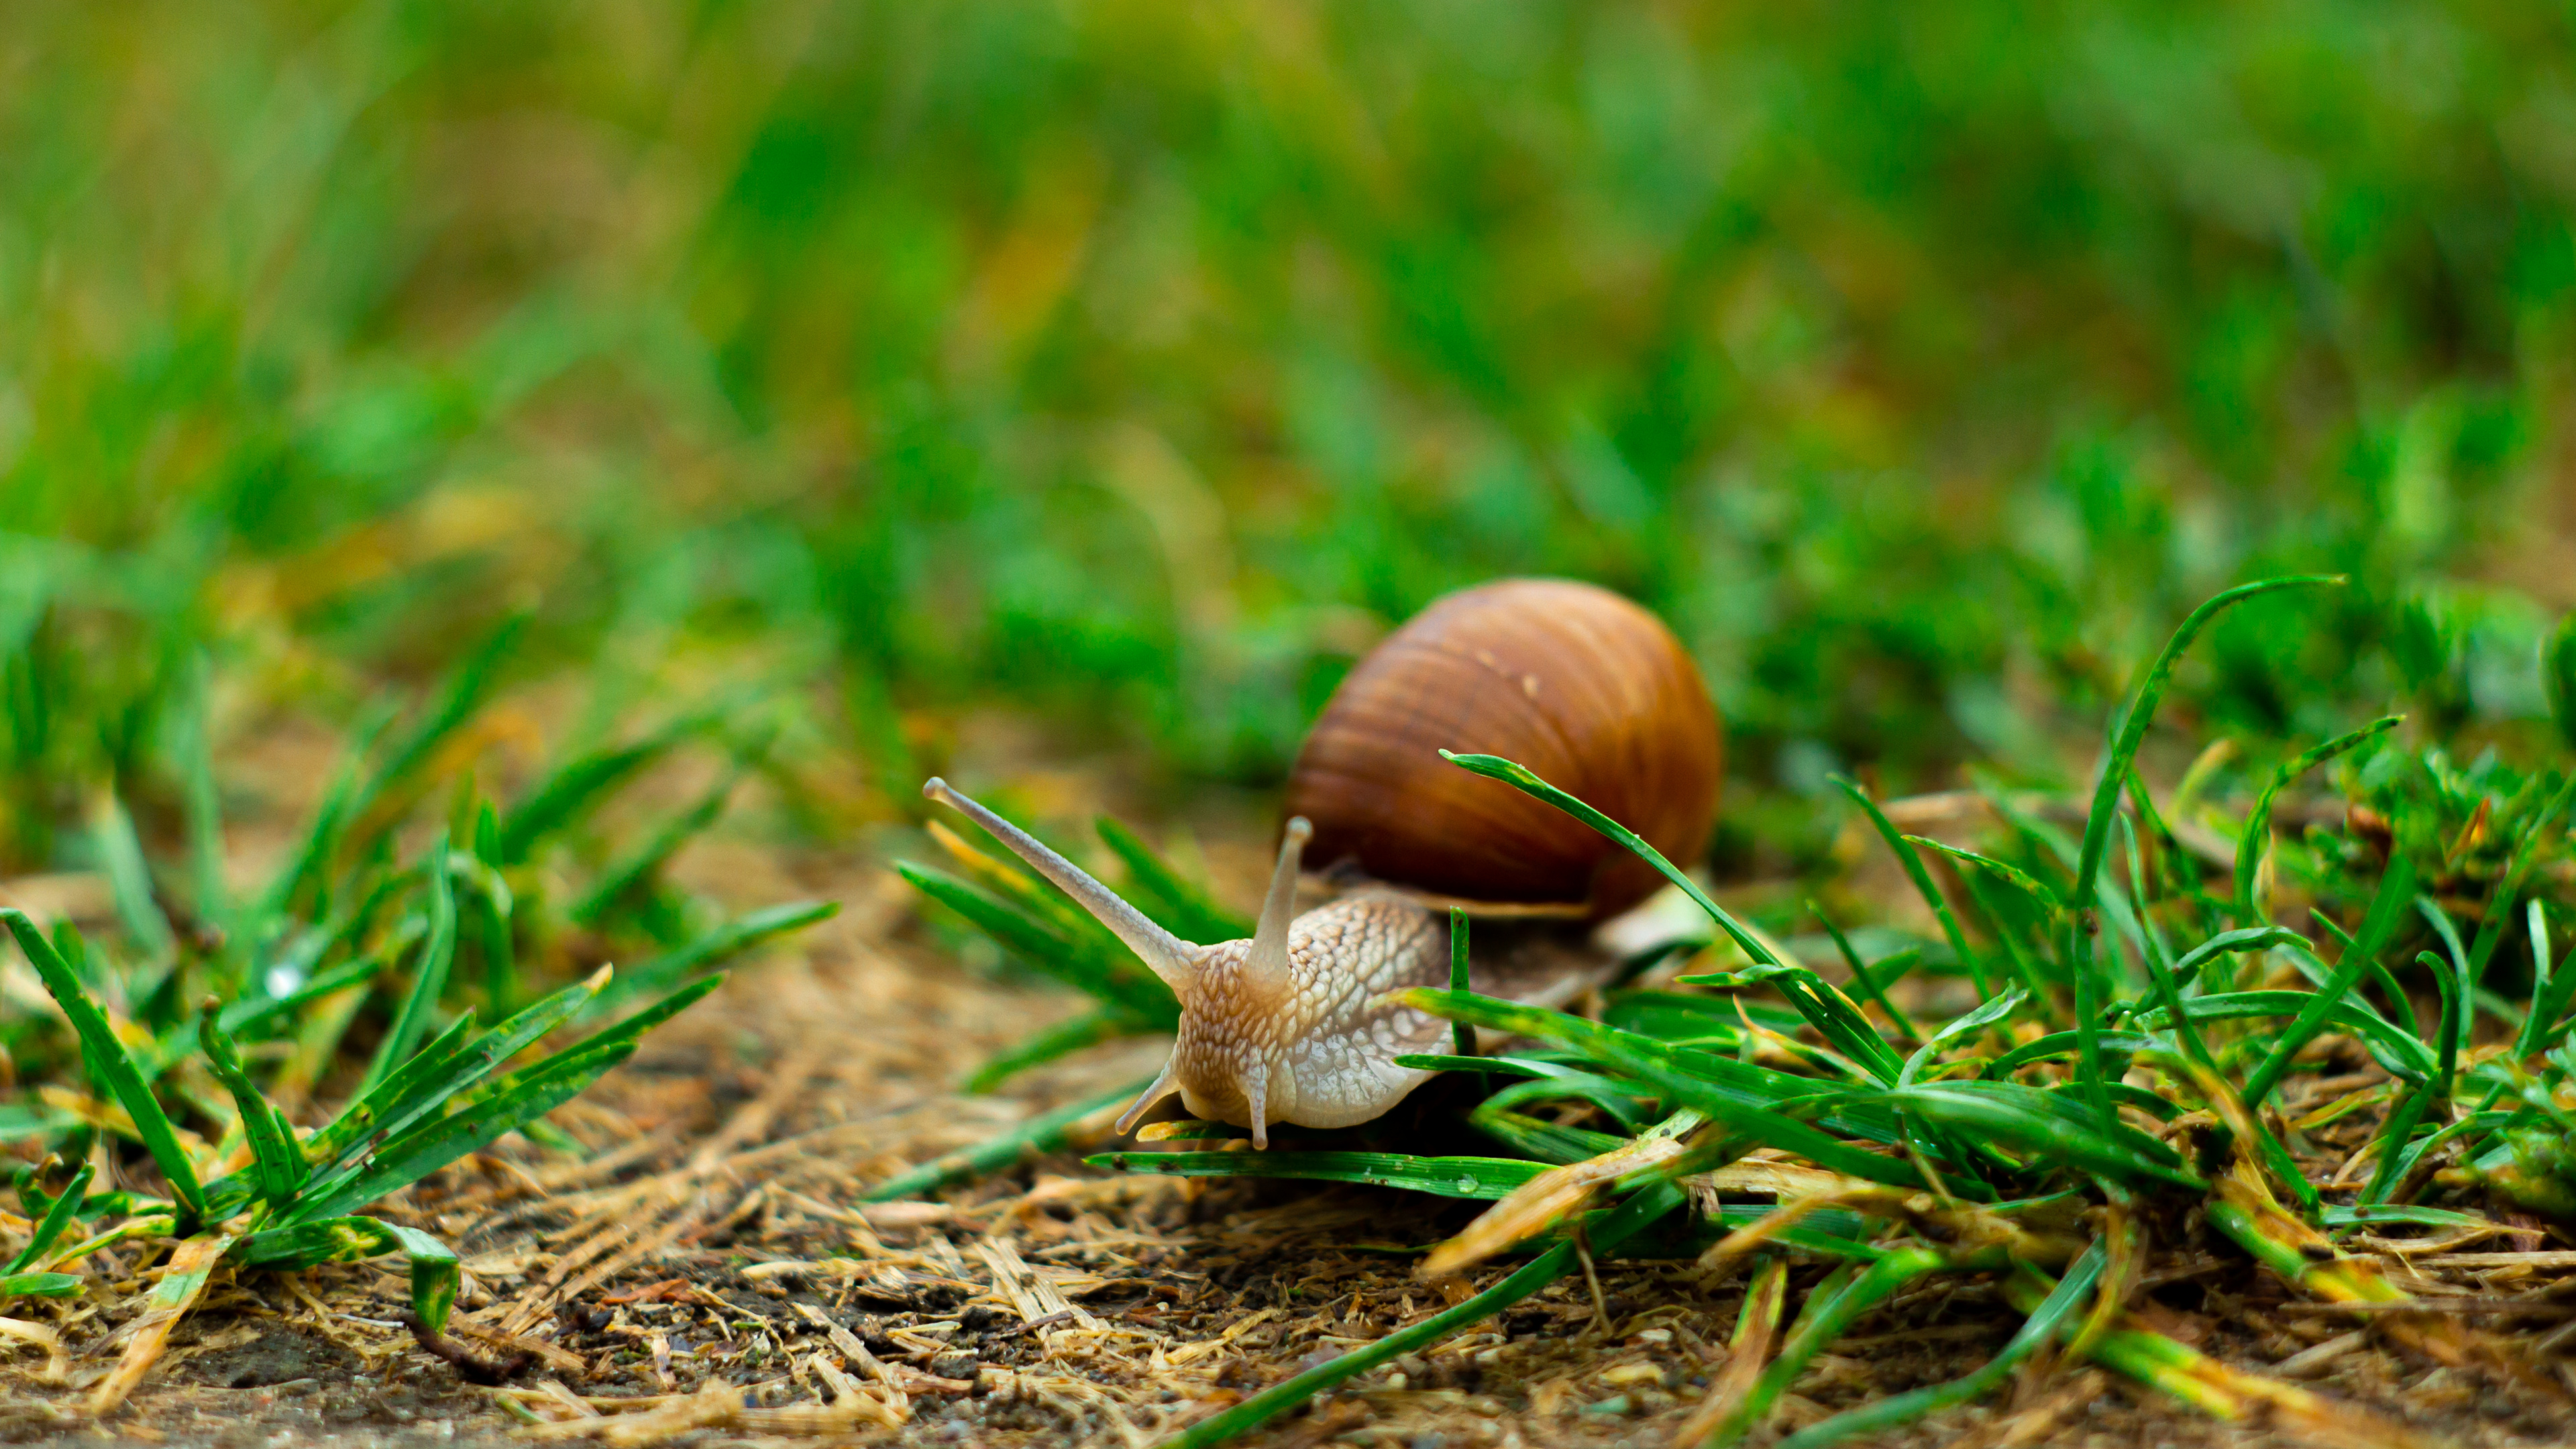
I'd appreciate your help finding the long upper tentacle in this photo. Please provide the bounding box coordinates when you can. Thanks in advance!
[922,778,1199,991]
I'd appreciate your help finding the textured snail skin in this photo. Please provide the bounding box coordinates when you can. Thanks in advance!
[1286,578,1721,918]
[1170,896,1450,1137]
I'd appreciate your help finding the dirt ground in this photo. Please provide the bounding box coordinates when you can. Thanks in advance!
[7,826,2576,1449]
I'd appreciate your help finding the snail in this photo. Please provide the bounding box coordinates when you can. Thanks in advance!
[923,578,1721,1147]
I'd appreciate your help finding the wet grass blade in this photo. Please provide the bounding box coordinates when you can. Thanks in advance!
[1167,1182,1684,1449]
[2236,717,2402,923]
[3,909,203,1220]
[863,1076,1148,1203]
[1093,1149,1546,1199]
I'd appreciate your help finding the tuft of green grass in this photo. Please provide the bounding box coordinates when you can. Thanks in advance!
[0,642,831,1338]
[911,580,2576,1448]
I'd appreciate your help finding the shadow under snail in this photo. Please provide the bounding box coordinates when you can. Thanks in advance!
[924,578,1721,1146]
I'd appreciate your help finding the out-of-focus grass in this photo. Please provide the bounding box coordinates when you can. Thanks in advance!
[1,1,2572,867]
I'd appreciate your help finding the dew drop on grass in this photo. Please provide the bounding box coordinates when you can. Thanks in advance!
[1456,1175,1479,1194]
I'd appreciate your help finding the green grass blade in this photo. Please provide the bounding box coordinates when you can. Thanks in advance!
[309,1009,480,1168]
[2072,576,2341,916]
[382,1222,460,1334]
[2241,850,2419,1108]
[964,1008,1129,1093]
[294,974,718,1220]
[311,966,611,1172]
[497,720,696,865]
[2462,773,2576,989]
[1093,816,1251,943]
[1676,961,1907,1085]
[2516,902,2555,1058]
[363,610,527,811]
[7,1162,92,1275]
[361,843,456,1097]
[286,1041,635,1224]
[1450,907,1476,1061]
[258,702,398,924]
[2,909,204,1220]
[861,1075,1148,1203]
[1167,1182,1684,1448]
[1439,750,1909,1084]
[1441,752,1784,972]
[2235,717,2402,924]
[0,1272,80,1299]
[1406,989,1963,1197]
[1776,1239,2106,1449]
[177,653,229,931]
[2171,926,2307,990]
[1880,1081,2204,1189]
[2129,991,2434,1085]
[1902,836,2061,907]
[89,785,175,962]
[229,1214,462,1327]
[1901,987,2027,1087]
[1810,900,1917,1040]
[569,773,735,925]
[205,951,386,1042]
[198,1009,308,1210]
[607,899,838,1006]
[900,861,1173,1019]
[1704,1247,1949,1447]
[1394,1054,1556,1079]
[1093,1150,1546,1199]
[1831,775,1992,1000]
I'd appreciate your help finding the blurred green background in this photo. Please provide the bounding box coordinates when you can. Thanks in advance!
[5,0,2573,876]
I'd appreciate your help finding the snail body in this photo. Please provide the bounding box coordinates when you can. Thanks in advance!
[923,578,1719,1146]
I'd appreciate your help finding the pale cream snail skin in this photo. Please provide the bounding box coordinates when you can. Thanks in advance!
[922,780,1454,1148]
[918,577,1724,1149]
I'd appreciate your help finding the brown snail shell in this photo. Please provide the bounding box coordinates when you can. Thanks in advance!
[1283,578,1723,920]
